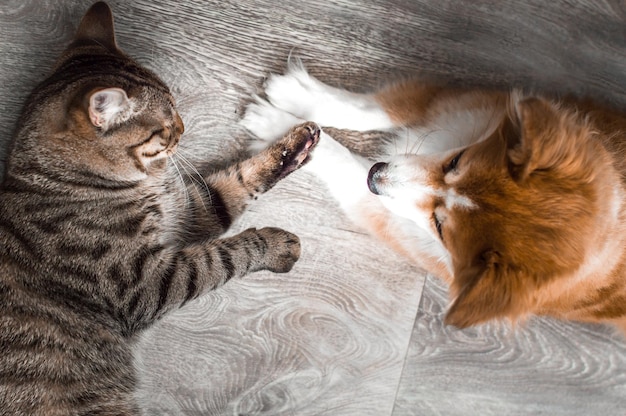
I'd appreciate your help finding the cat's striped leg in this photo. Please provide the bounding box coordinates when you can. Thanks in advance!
[129,226,300,327]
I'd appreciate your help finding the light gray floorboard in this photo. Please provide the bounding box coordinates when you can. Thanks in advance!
[393,276,626,416]
[1,1,625,415]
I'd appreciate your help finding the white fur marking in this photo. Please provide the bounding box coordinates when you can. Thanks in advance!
[381,107,504,158]
[264,62,395,131]
[303,131,372,205]
[443,188,477,210]
[240,96,302,147]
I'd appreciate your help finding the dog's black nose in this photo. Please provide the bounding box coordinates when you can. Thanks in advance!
[367,162,388,195]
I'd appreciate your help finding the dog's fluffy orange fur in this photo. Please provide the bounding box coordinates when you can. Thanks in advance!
[242,63,626,334]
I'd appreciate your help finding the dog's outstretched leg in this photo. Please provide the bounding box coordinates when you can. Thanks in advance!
[262,60,396,131]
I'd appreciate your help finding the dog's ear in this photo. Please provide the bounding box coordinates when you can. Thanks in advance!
[507,97,580,181]
[445,250,533,328]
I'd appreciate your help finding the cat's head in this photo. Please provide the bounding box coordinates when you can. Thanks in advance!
[10,2,184,185]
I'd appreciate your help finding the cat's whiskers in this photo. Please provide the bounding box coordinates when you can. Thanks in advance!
[168,155,191,207]
[173,152,212,214]
[176,152,211,195]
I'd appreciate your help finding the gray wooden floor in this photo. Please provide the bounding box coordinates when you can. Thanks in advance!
[1,1,626,415]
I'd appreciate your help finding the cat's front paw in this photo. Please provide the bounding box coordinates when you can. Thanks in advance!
[269,122,321,180]
[256,227,301,273]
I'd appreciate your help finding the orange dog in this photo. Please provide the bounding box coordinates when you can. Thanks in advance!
[242,62,626,333]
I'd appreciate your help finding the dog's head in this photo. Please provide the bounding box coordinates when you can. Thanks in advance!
[368,97,615,327]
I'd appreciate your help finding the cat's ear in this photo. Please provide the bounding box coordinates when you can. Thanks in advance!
[74,2,117,50]
[88,88,130,131]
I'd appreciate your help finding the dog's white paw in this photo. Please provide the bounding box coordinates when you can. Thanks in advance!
[264,61,329,120]
[264,60,394,131]
[240,96,303,152]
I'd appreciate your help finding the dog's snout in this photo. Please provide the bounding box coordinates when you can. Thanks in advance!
[368,162,388,195]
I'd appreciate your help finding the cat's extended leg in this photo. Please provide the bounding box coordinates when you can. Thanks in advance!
[182,122,320,239]
[128,225,301,330]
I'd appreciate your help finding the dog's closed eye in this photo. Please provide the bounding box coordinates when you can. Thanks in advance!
[444,150,465,174]
[433,212,444,240]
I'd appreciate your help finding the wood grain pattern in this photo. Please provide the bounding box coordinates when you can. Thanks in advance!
[1,1,626,415]
[392,276,626,416]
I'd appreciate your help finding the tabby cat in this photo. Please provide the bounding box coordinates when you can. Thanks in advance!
[0,3,319,415]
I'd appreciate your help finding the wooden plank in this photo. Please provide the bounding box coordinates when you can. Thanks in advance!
[393,276,626,416]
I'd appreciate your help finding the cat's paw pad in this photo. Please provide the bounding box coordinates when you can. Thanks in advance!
[241,97,303,149]
[270,122,321,179]
[257,227,301,273]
